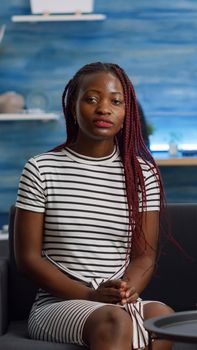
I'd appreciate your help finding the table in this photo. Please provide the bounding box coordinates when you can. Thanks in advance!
[144,310,197,350]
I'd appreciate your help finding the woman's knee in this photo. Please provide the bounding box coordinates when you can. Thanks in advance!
[83,305,132,345]
[144,301,174,320]
[143,303,174,350]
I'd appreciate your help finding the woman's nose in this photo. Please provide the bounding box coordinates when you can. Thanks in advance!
[96,99,111,115]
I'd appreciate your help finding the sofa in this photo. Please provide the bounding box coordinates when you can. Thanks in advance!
[0,203,197,349]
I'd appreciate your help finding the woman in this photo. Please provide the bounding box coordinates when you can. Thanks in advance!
[15,62,173,350]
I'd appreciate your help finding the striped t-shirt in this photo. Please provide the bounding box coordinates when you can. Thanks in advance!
[16,146,160,283]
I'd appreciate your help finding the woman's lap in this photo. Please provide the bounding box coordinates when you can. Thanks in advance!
[28,297,171,348]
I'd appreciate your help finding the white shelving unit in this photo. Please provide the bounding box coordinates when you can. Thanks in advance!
[0,112,60,121]
[0,233,8,241]
[11,13,106,22]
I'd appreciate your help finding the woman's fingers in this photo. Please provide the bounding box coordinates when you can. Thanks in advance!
[93,280,139,304]
[120,286,139,304]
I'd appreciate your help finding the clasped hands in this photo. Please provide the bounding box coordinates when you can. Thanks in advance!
[90,279,139,305]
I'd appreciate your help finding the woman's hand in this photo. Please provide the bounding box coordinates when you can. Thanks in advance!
[90,279,124,304]
[89,279,139,305]
[119,280,139,305]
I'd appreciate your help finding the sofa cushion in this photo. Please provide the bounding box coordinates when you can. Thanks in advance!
[0,320,86,350]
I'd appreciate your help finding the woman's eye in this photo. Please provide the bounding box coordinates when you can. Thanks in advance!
[86,96,97,103]
[112,99,123,105]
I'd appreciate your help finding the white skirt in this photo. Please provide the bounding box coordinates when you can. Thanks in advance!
[28,290,153,349]
[28,261,154,349]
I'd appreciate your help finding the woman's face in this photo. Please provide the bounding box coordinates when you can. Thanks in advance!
[73,72,125,143]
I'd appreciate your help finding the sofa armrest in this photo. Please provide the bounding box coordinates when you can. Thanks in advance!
[0,258,8,335]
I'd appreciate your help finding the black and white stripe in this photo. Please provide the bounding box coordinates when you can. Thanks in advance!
[16,145,160,349]
[16,146,160,282]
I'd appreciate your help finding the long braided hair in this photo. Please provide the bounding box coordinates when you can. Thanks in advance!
[54,62,166,258]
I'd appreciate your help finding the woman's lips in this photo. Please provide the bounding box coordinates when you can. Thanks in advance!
[94,120,114,128]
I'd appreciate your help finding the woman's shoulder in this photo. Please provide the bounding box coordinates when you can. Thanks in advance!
[137,156,156,171]
[137,157,159,182]
[27,148,67,163]
[23,148,68,172]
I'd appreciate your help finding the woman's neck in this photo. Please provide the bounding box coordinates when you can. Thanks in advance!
[68,140,115,158]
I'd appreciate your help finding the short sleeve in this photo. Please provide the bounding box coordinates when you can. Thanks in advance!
[16,157,46,213]
[138,161,160,212]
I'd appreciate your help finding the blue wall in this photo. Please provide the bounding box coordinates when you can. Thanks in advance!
[1,0,197,223]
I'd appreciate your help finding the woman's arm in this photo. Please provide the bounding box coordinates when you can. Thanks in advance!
[120,210,159,304]
[14,208,123,303]
[14,208,93,300]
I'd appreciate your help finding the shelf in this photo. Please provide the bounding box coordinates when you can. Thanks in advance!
[156,157,197,166]
[11,13,106,22]
[0,112,60,121]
